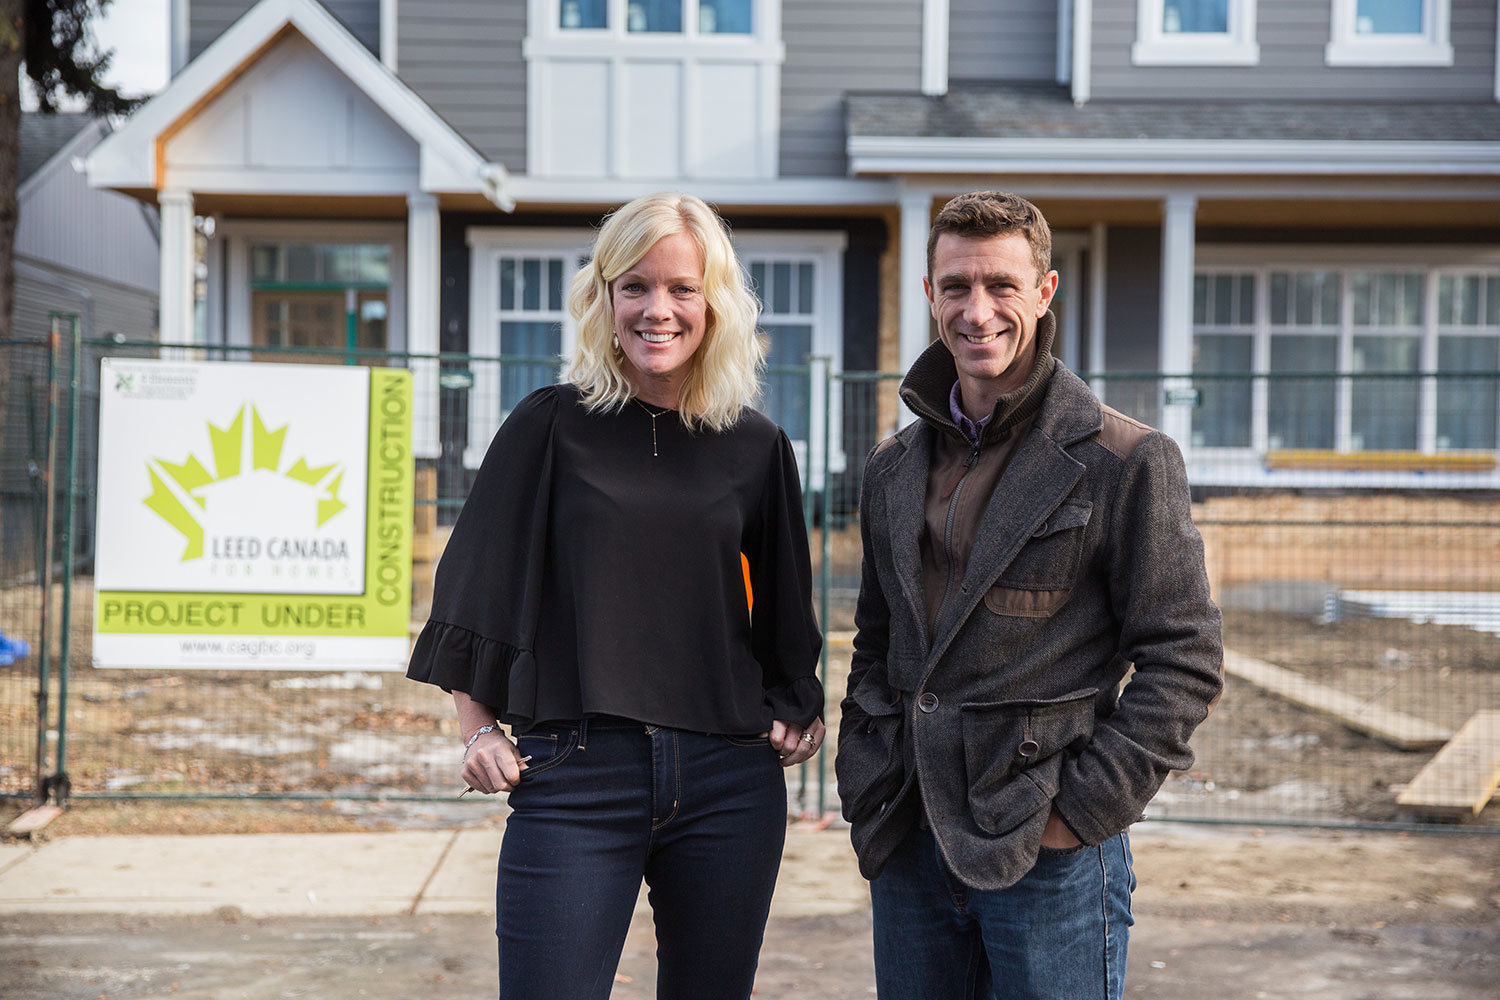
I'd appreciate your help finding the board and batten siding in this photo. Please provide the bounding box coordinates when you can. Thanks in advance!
[780,0,924,177]
[397,0,527,171]
[1090,0,1496,100]
[189,0,381,61]
[949,0,1058,83]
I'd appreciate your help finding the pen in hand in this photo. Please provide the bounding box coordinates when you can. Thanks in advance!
[459,755,532,797]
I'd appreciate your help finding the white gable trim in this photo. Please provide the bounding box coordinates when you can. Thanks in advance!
[86,0,509,207]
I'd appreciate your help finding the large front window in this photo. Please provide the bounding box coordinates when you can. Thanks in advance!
[465,231,585,469]
[1191,259,1500,466]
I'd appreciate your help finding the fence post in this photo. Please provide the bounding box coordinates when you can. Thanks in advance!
[33,324,61,804]
[50,316,82,804]
[817,358,834,818]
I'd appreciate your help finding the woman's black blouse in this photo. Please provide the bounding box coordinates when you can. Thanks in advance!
[407,384,823,734]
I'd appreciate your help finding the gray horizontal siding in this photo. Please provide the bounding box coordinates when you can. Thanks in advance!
[17,122,159,293]
[13,260,159,343]
[1091,0,1496,101]
[781,0,924,177]
[949,0,1057,84]
[189,0,380,61]
[397,0,527,170]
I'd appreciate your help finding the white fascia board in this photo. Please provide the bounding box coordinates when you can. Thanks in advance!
[879,174,1500,202]
[847,136,1500,177]
[86,0,509,208]
[503,176,901,206]
[163,167,424,195]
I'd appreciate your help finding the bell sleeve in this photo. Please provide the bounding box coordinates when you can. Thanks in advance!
[745,428,825,727]
[405,386,559,726]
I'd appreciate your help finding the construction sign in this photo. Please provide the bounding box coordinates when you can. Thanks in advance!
[93,360,413,670]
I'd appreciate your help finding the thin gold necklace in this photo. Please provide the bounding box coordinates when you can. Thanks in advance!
[633,398,672,457]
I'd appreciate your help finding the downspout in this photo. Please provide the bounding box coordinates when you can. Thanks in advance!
[381,0,399,73]
[1072,0,1092,105]
[170,0,190,77]
[922,0,950,97]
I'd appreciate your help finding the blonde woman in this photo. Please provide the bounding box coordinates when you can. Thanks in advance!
[408,192,825,999]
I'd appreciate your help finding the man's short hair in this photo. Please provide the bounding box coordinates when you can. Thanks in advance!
[926,191,1052,284]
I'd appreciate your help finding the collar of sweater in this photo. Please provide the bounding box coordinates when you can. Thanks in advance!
[900,311,1058,447]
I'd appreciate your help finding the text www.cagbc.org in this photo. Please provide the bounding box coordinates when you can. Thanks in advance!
[178,638,316,658]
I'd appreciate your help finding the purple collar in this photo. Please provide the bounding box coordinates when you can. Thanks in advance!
[948,381,990,447]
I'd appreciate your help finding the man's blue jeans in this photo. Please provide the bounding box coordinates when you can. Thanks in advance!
[870,825,1136,1000]
[496,717,787,1000]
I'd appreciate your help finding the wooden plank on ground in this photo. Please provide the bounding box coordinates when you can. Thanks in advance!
[1396,711,1500,818]
[5,805,62,836]
[1222,649,1454,751]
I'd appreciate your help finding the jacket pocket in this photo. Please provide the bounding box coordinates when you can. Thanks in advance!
[959,688,1097,836]
[835,676,907,824]
[995,500,1093,592]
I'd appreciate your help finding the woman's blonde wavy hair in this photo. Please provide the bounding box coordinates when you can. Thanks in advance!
[564,192,765,433]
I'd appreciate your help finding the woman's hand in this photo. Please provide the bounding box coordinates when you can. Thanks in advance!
[462,727,528,794]
[769,718,826,768]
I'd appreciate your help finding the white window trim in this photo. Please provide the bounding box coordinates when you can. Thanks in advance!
[1325,0,1453,67]
[734,231,847,490]
[1183,245,1500,488]
[464,227,591,469]
[1132,0,1260,66]
[215,220,408,354]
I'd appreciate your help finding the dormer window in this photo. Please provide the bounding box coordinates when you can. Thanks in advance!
[525,0,783,179]
[1132,0,1260,65]
[1326,0,1452,66]
[557,0,753,34]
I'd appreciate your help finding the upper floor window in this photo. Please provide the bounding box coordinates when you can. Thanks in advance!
[1133,0,1260,66]
[559,0,753,35]
[526,0,784,180]
[1326,0,1452,66]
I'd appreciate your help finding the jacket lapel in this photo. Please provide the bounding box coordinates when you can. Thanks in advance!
[877,424,934,649]
[925,427,1085,669]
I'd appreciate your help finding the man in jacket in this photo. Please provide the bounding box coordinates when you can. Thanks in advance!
[836,191,1223,999]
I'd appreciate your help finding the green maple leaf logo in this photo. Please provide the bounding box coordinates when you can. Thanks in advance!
[142,405,348,562]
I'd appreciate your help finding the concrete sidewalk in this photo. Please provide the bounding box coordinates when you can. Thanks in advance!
[0,822,872,919]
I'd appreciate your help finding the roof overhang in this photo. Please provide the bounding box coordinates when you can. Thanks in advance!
[848,136,1500,179]
[85,0,511,209]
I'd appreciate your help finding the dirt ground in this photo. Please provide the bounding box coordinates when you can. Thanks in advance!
[1159,609,1500,829]
[2,816,1498,1000]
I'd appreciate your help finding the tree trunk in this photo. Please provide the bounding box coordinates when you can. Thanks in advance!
[0,0,22,449]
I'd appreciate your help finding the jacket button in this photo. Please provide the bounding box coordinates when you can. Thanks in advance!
[1032,521,1048,537]
[1018,739,1040,758]
[917,692,939,713]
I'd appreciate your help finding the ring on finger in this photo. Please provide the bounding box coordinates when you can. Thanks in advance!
[801,733,816,744]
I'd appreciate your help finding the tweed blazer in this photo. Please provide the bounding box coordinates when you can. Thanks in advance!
[836,347,1224,892]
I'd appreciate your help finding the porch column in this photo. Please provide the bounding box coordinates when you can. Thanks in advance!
[1088,221,1108,402]
[1159,193,1197,450]
[899,188,933,380]
[407,192,441,460]
[158,189,196,343]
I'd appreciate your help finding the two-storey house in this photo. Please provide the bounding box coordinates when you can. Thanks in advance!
[87,0,1500,493]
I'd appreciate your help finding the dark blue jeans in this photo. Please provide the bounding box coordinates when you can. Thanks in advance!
[870,825,1135,1000]
[496,717,787,1000]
